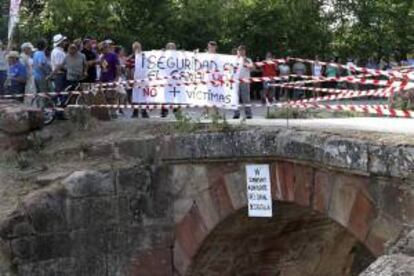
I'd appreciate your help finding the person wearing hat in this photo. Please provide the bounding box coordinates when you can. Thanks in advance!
[234,45,253,119]
[6,51,27,100]
[0,41,7,94]
[51,34,68,93]
[20,42,36,95]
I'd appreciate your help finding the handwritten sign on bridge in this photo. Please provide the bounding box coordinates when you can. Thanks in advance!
[246,164,272,217]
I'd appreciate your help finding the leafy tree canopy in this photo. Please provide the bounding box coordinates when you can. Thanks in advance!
[4,0,414,60]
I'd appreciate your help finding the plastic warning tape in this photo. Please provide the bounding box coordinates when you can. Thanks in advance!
[288,57,404,79]
[65,102,413,118]
[0,74,347,100]
[289,103,414,118]
[284,88,391,105]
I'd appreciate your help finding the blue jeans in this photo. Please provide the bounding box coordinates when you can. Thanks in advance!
[234,83,252,118]
[53,73,67,106]
[0,70,7,95]
[53,73,66,92]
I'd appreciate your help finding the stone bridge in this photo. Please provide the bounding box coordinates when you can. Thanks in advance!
[0,125,414,275]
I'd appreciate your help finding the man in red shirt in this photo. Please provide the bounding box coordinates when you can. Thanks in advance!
[261,51,278,103]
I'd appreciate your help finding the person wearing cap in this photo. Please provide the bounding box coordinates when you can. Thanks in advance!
[51,34,68,93]
[6,51,27,100]
[0,41,7,94]
[234,45,253,119]
[33,38,51,93]
[20,42,36,95]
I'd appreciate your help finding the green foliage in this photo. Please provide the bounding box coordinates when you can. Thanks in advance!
[173,109,200,133]
[11,0,414,59]
[209,111,233,132]
[390,89,414,110]
[330,0,414,59]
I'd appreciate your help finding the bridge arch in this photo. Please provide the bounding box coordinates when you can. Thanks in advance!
[171,161,404,275]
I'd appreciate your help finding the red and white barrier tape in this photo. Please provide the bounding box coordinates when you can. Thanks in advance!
[284,88,391,105]
[0,72,398,100]
[275,74,393,87]
[290,103,414,118]
[287,57,405,79]
[64,103,413,118]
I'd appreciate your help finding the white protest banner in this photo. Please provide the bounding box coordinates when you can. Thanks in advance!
[8,0,22,44]
[246,164,272,217]
[132,50,241,107]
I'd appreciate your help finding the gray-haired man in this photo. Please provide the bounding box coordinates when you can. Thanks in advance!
[234,45,253,119]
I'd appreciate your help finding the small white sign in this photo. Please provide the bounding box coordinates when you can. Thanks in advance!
[246,164,272,217]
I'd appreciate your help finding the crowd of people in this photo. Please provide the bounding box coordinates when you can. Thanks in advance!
[0,34,412,119]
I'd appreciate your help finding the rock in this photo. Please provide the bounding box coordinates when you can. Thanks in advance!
[0,101,44,135]
[62,170,115,198]
[0,131,29,151]
[390,230,414,256]
[35,172,70,187]
[66,106,93,127]
[22,186,67,233]
[360,254,414,276]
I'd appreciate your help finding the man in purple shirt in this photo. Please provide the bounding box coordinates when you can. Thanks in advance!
[100,42,120,83]
[99,41,120,117]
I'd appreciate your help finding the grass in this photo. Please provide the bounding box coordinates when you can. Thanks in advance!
[266,107,359,119]
[172,109,244,134]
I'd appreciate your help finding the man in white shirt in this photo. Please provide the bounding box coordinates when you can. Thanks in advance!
[234,45,253,119]
[51,34,68,92]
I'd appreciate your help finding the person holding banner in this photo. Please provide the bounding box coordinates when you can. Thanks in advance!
[202,41,220,118]
[234,45,253,119]
[126,41,149,118]
[161,42,178,118]
[207,41,217,54]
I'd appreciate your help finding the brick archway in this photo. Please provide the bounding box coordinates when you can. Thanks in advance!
[171,161,404,275]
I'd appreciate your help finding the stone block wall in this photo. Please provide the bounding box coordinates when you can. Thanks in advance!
[0,128,413,275]
[0,165,174,276]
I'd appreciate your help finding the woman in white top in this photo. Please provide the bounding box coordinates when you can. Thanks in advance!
[20,42,36,101]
